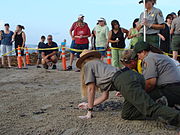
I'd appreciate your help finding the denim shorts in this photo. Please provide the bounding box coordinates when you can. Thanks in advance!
[1,45,13,56]
[96,47,106,56]
[70,40,89,58]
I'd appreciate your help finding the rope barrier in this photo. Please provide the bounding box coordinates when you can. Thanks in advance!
[1,46,180,57]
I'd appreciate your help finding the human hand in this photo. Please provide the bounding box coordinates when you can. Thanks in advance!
[78,111,92,119]
[78,102,88,110]
[80,35,83,39]
[142,19,152,28]
[116,92,122,97]
[161,36,166,41]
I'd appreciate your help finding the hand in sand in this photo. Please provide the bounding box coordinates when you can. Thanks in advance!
[78,111,92,119]
[78,102,88,110]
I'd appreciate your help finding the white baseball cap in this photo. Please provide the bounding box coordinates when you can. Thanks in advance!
[78,14,85,18]
[98,17,106,22]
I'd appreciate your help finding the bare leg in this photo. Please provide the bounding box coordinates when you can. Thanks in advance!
[173,51,178,60]
[69,53,75,66]
[7,56,11,68]
[22,56,27,68]
[1,56,5,66]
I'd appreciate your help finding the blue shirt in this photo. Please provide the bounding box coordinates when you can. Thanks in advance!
[41,42,58,55]
[1,31,14,45]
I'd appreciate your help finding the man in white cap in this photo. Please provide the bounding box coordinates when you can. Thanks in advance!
[67,14,88,71]
[94,17,109,60]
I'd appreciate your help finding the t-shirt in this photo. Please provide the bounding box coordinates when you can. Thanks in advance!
[38,42,46,53]
[129,28,139,47]
[70,22,87,32]
[84,60,119,91]
[1,31,14,45]
[94,25,109,47]
[142,52,180,86]
[171,16,180,35]
[41,42,58,55]
[74,24,91,44]
[139,7,165,34]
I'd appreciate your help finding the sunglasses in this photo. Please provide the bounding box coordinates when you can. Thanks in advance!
[47,38,52,40]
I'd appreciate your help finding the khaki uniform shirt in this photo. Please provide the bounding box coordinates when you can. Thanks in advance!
[142,52,180,86]
[171,16,180,35]
[139,7,165,34]
[84,60,118,91]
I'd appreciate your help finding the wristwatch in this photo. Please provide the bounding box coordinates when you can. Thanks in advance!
[87,108,93,111]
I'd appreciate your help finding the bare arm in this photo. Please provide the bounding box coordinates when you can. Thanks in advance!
[145,78,157,92]
[170,28,175,35]
[22,32,26,47]
[47,51,57,57]
[122,28,129,39]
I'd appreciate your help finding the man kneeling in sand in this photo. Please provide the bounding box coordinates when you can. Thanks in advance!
[41,35,58,69]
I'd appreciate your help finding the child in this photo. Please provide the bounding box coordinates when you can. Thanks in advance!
[37,36,46,68]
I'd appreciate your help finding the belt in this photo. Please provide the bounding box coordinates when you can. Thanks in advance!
[158,82,180,88]
[111,67,130,89]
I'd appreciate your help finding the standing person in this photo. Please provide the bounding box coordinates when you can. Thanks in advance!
[76,50,180,128]
[128,18,140,49]
[12,25,26,68]
[94,18,109,59]
[170,10,180,60]
[67,14,87,71]
[171,12,177,19]
[0,24,14,67]
[41,35,58,69]
[36,36,46,68]
[158,14,173,53]
[90,30,96,50]
[108,20,129,68]
[73,20,91,72]
[137,0,165,48]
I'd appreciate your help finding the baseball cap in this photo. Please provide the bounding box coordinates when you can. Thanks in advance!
[132,41,163,59]
[78,14,85,18]
[98,17,106,22]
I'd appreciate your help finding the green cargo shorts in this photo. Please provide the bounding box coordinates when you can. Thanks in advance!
[138,34,159,48]
[172,35,180,51]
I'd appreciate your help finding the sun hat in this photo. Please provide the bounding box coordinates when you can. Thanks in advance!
[76,50,101,69]
[132,41,163,59]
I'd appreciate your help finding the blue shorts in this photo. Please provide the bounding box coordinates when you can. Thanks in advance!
[70,40,89,58]
[96,47,106,56]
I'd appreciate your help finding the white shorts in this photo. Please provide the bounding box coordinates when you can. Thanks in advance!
[1,45,13,56]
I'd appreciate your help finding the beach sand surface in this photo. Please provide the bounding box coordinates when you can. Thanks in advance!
[0,64,179,135]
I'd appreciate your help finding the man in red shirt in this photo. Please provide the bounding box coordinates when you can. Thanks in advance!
[67,14,89,71]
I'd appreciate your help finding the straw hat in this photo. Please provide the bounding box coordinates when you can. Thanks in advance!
[76,50,101,69]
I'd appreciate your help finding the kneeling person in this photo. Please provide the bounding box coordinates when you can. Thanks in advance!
[133,41,180,108]
[41,35,58,69]
[77,50,180,127]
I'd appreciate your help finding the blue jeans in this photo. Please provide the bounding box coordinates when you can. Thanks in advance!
[96,47,106,56]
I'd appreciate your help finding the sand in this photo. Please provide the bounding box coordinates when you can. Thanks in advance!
[0,65,179,135]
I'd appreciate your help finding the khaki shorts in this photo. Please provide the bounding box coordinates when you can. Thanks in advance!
[172,35,180,51]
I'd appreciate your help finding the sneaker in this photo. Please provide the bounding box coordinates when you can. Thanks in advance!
[52,65,57,70]
[37,66,41,68]
[156,96,168,106]
[43,64,49,69]
[75,69,80,72]
[67,66,72,71]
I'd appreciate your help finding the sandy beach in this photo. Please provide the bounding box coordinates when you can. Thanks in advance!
[0,63,179,135]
